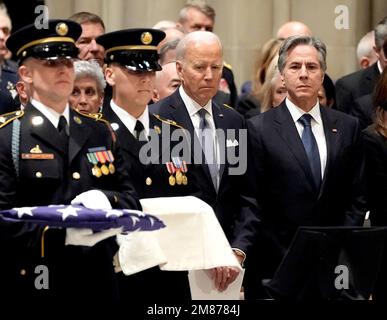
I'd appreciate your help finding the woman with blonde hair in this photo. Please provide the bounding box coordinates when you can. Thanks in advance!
[236,38,282,117]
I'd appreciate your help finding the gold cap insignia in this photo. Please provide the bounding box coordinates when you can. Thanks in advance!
[56,22,68,36]
[110,54,114,61]
[73,116,82,124]
[30,145,43,154]
[154,125,161,134]
[22,51,27,57]
[141,32,153,45]
[0,116,5,123]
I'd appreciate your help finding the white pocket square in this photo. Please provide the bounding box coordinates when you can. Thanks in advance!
[226,139,239,147]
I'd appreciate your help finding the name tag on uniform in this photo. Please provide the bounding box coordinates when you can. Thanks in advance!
[21,153,55,160]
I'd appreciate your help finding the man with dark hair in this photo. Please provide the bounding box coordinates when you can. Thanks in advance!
[244,35,366,299]
[68,11,106,67]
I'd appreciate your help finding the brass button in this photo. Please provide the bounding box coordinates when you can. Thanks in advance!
[72,172,80,180]
[145,177,152,185]
[35,171,42,178]
[20,269,26,276]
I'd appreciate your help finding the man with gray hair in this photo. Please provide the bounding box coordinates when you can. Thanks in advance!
[151,31,252,292]
[244,35,366,299]
[357,30,378,69]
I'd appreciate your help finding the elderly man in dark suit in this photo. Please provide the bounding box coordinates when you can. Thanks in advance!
[0,19,140,304]
[244,35,367,299]
[336,16,387,114]
[151,30,251,291]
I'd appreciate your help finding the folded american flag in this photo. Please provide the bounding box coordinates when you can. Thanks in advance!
[0,205,165,232]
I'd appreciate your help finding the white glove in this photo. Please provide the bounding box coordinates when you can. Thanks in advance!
[71,190,112,210]
[65,227,123,246]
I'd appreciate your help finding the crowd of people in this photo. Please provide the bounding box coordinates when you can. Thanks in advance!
[0,0,387,303]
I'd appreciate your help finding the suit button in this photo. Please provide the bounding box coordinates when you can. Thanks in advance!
[72,172,80,180]
[35,171,42,178]
[20,269,26,276]
[145,177,152,185]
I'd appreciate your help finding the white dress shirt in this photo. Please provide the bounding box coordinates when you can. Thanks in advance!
[110,100,150,139]
[179,86,220,184]
[286,98,327,178]
[31,98,70,129]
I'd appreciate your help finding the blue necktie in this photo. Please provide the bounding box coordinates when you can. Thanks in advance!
[198,108,218,190]
[298,114,321,189]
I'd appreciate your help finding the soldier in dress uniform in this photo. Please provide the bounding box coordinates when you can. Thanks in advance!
[97,28,198,301]
[0,19,140,304]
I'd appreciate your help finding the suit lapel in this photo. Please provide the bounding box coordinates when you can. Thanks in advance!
[318,107,339,198]
[26,103,67,155]
[69,109,91,164]
[274,103,317,190]
[212,102,226,185]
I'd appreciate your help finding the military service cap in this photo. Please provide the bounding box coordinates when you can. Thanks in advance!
[96,28,165,72]
[6,19,82,63]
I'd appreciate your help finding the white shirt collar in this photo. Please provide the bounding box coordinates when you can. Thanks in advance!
[285,97,322,125]
[110,100,149,137]
[30,98,70,128]
[179,86,213,117]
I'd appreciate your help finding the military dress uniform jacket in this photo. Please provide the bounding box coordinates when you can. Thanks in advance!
[0,103,141,303]
[103,104,199,199]
[103,103,199,301]
[150,90,253,251]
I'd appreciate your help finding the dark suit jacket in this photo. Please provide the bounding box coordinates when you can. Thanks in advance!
[244,101,366,299]
[351,94,374,130]
[150,90,252,252]
[0,103,140,303]
[336,63,380,114]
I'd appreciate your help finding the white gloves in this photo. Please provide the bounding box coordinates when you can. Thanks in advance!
[65,227,123,247]
[71,189,112,210]
[65,189,116,246]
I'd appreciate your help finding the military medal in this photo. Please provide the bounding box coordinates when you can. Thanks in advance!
[166,162,176,186]
[107,150,115,174]
[96,151,109,175]
[181,160,188,185]
[87,153,102,178]
[172,157,183,185]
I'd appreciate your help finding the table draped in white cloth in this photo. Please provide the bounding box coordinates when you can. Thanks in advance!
[117,196,241,275]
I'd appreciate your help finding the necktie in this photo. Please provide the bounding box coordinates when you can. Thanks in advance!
[298,114,321,189]
[198,108,218,190]
[133,120,146,141]
[58,115,69,148]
